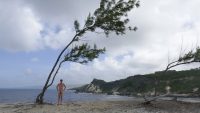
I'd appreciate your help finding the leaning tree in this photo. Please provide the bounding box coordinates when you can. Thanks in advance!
[143,47,200,105]
[164,47,200,73]
[36,0,140,104]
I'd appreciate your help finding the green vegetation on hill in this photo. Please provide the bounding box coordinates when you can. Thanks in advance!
[74,68,200,96]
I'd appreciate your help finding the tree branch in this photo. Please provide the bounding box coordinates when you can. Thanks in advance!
[47,60,65,89]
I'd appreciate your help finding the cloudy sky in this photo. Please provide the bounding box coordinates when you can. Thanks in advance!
[0,0,200,88]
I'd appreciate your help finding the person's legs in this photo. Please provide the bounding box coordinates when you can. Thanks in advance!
[57,94,59,105]
[60,93,63,105]
[57,92,61,105]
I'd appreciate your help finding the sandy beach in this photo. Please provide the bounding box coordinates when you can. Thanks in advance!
[1,99,200,113]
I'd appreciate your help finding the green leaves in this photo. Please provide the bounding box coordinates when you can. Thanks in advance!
[92,0,139,36]
[178,50,194,62]
[194,47,200,62]
[74,20,80,33]
[178,47,200,63]
[74,0,139,38]
[71,0,139,64]
[164,47,200,74]
[64,44,105,64]
[85,13,95,28]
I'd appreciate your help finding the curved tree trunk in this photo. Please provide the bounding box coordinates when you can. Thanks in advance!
[35,61,64,104]
[35,35,77,104]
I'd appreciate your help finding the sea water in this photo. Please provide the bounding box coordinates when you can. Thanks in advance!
[0,89,133,104]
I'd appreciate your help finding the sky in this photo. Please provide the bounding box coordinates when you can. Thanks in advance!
[0,0,200,88]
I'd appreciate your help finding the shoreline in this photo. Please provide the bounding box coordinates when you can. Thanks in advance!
[1,96,200,104]
[1,99,200,113]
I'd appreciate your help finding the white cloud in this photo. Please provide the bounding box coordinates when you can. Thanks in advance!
[0,1,80,52]
[1,0,200,86]
[42,26,74,50]
[0,1,43,52]
[51,0,200,84]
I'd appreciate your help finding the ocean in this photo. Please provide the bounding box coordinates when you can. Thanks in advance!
[0,89,133,104]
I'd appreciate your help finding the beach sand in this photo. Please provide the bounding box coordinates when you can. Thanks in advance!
[1,99,200,113]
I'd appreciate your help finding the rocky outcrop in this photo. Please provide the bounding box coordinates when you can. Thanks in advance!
[73,79,105,93]
[86,83,102,93]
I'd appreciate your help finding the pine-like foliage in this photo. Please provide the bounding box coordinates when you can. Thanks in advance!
[178,47,200,63]
[64,44,105,64]
[69,0,139,63]
[74,0,139,37]
[165,47,200,73]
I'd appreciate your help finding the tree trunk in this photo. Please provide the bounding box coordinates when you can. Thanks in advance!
[35,53,65,104]
[35,35,77,104]
[46,61,64,89]
[36,87,46,104]
[154,76,158,96]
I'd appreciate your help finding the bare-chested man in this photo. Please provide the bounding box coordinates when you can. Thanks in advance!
[56,79,66,105]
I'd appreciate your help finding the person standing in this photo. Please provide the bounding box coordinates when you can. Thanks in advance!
[56,79,66,105]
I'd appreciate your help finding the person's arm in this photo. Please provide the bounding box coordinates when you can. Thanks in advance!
[63,83,66,91]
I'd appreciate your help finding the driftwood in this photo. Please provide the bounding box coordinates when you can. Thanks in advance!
[142,94,167,105]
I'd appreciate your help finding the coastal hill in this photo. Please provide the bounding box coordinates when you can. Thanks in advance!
[74,68,200,96]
